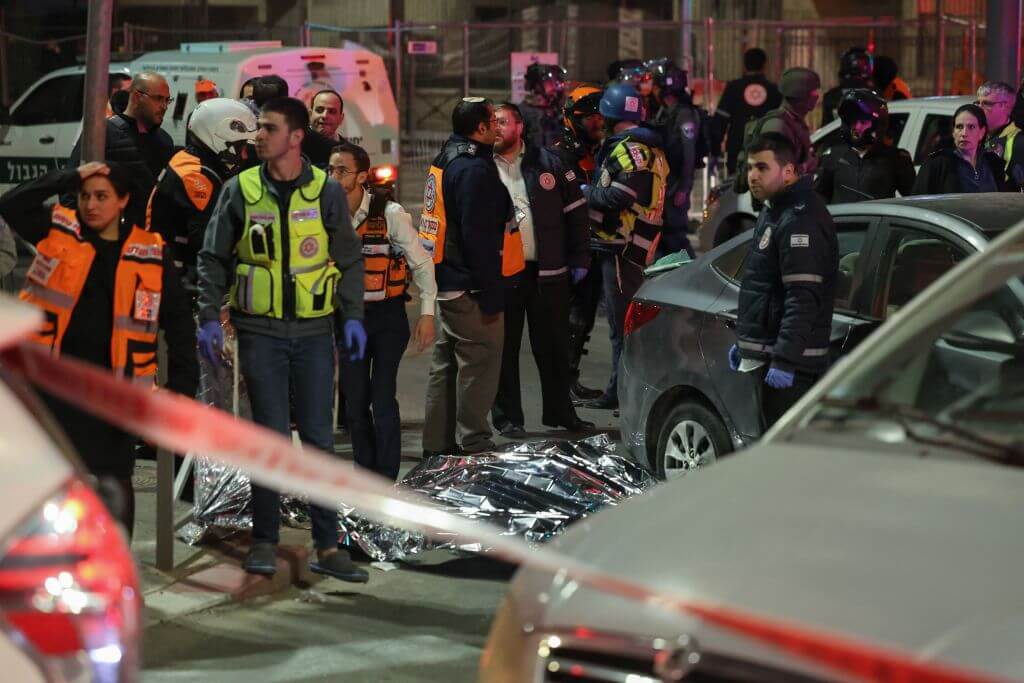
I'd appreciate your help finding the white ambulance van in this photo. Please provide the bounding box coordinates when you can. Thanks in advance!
[0,41,399,195]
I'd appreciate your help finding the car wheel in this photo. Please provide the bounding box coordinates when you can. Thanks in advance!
[654,401,732,481]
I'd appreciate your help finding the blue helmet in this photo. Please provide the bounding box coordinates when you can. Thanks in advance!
[599,83,645,122]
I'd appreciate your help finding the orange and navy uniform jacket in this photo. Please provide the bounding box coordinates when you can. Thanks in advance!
[357,189,409,302]
[147,148,225,288]
[0,168,197,395]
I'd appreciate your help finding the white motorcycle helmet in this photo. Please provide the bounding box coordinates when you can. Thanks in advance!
[186,98,257,172]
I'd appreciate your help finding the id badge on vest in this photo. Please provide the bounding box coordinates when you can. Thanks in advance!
[134,289,162,322]
[26,253,59,286]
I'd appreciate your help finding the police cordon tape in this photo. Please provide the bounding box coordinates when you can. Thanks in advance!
[0,342,1005,683]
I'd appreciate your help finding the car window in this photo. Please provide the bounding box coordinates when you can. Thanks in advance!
[888,113,910,147]
[814,126,842,160]
[712,238,750,283]
[874,227,968,317]
[10,75,85,126]
[915,114,952,164]
[833,222,871,313]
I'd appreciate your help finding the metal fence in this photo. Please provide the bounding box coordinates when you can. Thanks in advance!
[306,15,990,208]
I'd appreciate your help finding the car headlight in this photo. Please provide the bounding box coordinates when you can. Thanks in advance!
[479,595,533,682]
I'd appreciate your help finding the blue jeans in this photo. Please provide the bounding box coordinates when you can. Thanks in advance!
[237,330,339,550]
[340,297,410,481]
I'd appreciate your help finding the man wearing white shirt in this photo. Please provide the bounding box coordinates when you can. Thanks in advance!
[330,142,437,480]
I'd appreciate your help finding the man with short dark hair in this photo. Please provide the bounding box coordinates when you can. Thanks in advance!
[715,48,782,174]
[196,96,368,582]
[68,71,175,226]
[419,97,520,455]
[490,102,592,437]
[330,140,436,480]
[304,89,347,168]
[730,132,837,428]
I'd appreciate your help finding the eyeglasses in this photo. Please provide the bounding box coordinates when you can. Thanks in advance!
[134,89,173,106]
[977,98,1013,108]
[328,165,355,176]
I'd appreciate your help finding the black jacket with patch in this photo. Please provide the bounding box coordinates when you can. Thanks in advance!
[737,176,838,374]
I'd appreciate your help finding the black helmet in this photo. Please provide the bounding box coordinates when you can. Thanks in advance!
[647,58,688,96]
[615,61,653,92]
[524,63,567,95]
[839,47,874,83]
[607,58,644,83]
[838,88,888,148]
[562,84,604,144]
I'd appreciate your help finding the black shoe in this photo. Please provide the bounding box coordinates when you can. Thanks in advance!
[311,550,369,583]
[570,381,603,402]
[581,393,619,410]
[243,542,278,576]
[497,422,527,438]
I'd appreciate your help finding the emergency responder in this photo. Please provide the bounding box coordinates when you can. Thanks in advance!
[714,47,782,174]
[649,59,709,256]
[195,78,219,103]
[976,81,1024,189]
[729,133,838,428]
[420,98,520,455]
[873,56,911,101]
[735,67,821,192]
[582,83,668,411]
[821,47,873,126]
[551,85,607,403]
[815,89,915,204]
[520,63,567,149]
[147,98,257,291]
[196,97,369,582]
[617,61,657,120]
[328,141,435,480]
[912,104,1008,195]
[0,161,197,535]
[490,102,592,437]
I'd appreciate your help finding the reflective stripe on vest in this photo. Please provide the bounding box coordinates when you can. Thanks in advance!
[604,138,669,267]
[19,204,164,382]
[232,166,340,319]
[357,191,409,302]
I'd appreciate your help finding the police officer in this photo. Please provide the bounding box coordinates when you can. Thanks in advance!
[520,63,567,149]
[615,61,657,120]
[420,97,521,455]
[729,133,838,428]
[582,83,669,410]
[147,98,257,291]
[815,89,916,204]
[490,102,592,437]
[821,47,873,126]
[551,85,607,403]
[735,67,821,192]
[330,141,436,481]
[715,48,782,175]
[649,59,710,256]
[196,97,369,582]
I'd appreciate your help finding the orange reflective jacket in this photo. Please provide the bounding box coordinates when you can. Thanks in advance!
[20,205,165,384]
[356,190,408,302]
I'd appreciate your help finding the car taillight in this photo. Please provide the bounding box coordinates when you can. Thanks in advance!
[370,164,396,184]
[624,301,660,336]
[0,477,140,681]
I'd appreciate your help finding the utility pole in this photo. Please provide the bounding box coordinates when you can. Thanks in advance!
[82,0,114,162]
[986,0,1022,86]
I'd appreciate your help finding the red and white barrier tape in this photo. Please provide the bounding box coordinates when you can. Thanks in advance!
[0,342,1005,683]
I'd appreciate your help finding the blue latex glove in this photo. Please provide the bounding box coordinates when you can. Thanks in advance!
[728,344,740,371]
[343,319,367,361]
[571,267,588,285]
[765,367,795,389]
[580,183,590,196]
[197,320,223,367]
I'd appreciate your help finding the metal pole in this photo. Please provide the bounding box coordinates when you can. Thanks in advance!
[935,3,945,97]
[546,19,553,54]
[393,19,402,131]
[986,0,1022,86]
[679,0,692,71]
[970,18,977,92]
[462,21,470,97]
[705,16,714,113]
[0,8,10,109]
[82,0,114,163]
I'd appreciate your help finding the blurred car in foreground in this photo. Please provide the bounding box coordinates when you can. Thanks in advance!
[479,217,1024,683]
[0,298,140,682]
[621,192,1024,479]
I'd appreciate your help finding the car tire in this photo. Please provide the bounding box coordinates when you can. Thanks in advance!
[654,401,732,481]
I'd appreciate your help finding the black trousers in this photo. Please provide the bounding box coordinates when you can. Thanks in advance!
[757,367,821,430]
[341,297,411,481]
[492,265,574,428]
[568,254,604,379]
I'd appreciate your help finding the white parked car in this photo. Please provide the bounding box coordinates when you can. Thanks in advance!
[481,217,1024,681]
[699,95,974,251]
[0,298,140,681]
[0,40,400,195]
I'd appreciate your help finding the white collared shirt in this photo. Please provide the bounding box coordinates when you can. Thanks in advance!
[494,144,537,262]
[350,189,438,316]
